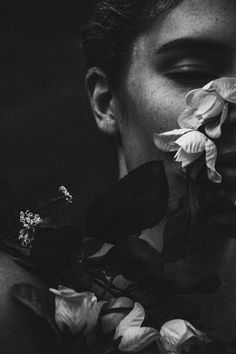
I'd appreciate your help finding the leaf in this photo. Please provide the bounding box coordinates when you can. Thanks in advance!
[31,226,83,269]
[178,274,221,295]
[162,197,197,262]
[11,282,60,343]
[86,161,168,243]
[153,295,199,322]
[59,258,90,292]
[102,238,164,281]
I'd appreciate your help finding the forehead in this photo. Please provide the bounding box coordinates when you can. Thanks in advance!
[132,0,236,59]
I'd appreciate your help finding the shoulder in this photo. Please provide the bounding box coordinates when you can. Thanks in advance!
[0,250,57,354]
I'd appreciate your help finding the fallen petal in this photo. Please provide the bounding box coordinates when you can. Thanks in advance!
[118,326,158,352]
[115,302,145,339]
[160,319,190,352]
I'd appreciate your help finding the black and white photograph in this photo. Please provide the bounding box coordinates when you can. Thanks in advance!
[1,1,236,353]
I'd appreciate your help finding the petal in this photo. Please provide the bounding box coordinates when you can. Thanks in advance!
[185,88,208,108]
[160,319,188,352]
[177,107,201,130]
[204,102,228,139]
[175,131,206,154]
[85,300,106,334]
[54,296,85,334]
[174,148,202,168]
[204,139,222,183]
[115,302,145,339]
[153,129,192,152]
[118,326,158,352]
[204,77,236,103]
[196,94,223,117]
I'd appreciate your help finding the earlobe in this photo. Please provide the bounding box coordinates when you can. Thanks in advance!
[86,67,119,135]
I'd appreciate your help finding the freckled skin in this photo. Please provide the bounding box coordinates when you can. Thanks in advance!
[113,0,236,342]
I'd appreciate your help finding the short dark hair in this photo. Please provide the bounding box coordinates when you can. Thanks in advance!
[81,0,182,89]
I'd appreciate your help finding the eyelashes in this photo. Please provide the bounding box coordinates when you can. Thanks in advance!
[164,66,219,86]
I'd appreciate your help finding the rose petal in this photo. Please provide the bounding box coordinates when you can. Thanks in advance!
[175,131,206,154]
[85,300,106,334]
[204,102,228,138]
[160,319,190,352]
[118,326,158,352]
[115,302,145,339]
[153,129,192,152]
[177,107,201,130]
[174,148,202,168]
[50,287,103,335]
[204,77,236,103]
[204,138,222,183]
[196,94,223,118]
[185,88,208,108]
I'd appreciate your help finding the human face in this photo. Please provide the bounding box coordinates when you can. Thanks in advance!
[117,0,236,189]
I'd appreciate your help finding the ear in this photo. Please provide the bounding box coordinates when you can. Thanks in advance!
[86,67,119,135]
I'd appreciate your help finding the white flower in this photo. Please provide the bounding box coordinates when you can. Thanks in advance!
[59,186,73,203]
[160,319,207,354]
[178,77,236,139]
[19,210,43,248]
[50,286,105,335]
[114,302,158,352]
[153,128,221,183]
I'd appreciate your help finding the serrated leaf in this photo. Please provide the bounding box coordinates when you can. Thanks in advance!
[31,226,83,270]
[102,238,163,281]
[86,161,168,243]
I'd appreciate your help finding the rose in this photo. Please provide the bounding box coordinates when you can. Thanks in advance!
[160,319,208,354]
[153,128,221,183]
[178,77,236,139]
[50,286,106,335]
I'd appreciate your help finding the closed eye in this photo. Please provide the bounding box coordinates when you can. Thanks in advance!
[165,67,219,87]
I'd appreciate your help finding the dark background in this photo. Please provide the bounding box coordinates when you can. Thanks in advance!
[0,4,118,228]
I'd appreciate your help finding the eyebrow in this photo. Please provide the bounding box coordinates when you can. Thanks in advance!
[156,37,231,56]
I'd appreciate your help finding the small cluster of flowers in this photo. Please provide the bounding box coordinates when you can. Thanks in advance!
[50,286,208,353]
[154,77,236,183]
[18,185,73,248]
[19,210,43,248]
[59,186,73,203]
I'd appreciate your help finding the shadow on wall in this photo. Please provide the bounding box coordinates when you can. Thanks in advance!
[0,5,118,229]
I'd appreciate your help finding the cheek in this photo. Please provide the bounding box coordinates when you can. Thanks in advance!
[127,73,185,135]
[118,75,186,170]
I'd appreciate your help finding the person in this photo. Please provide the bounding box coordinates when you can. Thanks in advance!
[81,0,236,346]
